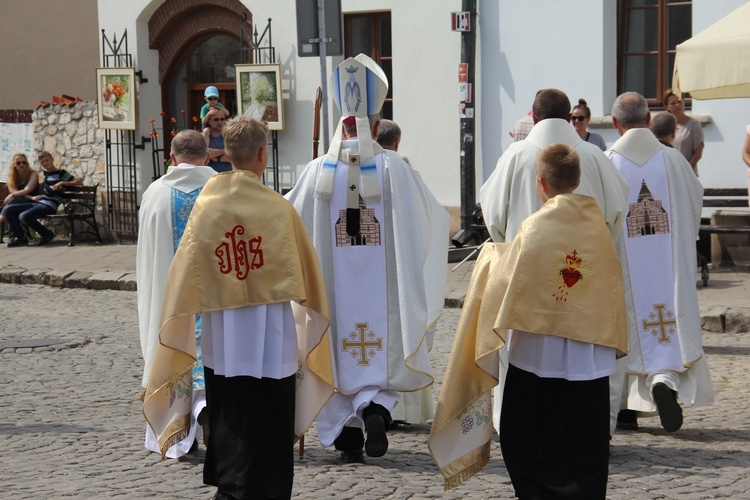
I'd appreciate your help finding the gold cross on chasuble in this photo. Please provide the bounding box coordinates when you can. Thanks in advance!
[342,322,383,366]
[642,304,677,343]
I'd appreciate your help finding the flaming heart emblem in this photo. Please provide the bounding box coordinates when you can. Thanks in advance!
[553,250,584,302]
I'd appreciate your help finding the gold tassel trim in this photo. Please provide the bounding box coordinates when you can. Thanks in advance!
[443,454,490,491]
[158,415,191,460]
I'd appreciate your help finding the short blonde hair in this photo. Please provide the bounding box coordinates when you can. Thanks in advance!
[536,143,580,192]
[38,151,53,162]
[222,116,268,164]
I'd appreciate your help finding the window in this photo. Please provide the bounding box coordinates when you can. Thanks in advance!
[619,0,692,105]
[344,12,393,119]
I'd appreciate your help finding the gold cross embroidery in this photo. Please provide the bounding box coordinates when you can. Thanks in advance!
[642,304,677,343]
[342,323,383,366]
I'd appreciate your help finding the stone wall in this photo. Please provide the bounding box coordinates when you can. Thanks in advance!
[32,101,105,186]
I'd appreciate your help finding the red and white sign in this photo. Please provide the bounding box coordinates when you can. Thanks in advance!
[451,12,470,32]
[458,63,468,83]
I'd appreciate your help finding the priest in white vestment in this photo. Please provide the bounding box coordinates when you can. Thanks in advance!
[479,88,630,430]
[137,130,215,458]
[285,54,449,462]
[607,92,714,433]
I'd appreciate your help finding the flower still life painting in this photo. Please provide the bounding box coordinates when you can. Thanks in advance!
[236,64,284,130]
[96,67,136,130]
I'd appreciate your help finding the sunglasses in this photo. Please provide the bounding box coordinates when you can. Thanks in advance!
[15,161,28,166]
[571,116,587,122]
[212,118,226,122]
[207,97,219,101]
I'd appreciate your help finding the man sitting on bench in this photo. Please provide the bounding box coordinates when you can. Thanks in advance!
[5,150,82,247]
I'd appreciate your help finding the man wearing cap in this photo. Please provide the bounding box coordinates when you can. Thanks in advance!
[200,86,229,128]
[137,130,215,458]
[286,54,449,463]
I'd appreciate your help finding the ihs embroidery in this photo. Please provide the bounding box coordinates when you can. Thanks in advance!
[215,224,264,280]
[554,250,583,302]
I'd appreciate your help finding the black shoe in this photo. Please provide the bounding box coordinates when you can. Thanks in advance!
[38,233,54,246]
[616,409,639,431]
[653,382,683,432]
[7,238,28,248]
[340,449,365,463]
[364,414,388,457]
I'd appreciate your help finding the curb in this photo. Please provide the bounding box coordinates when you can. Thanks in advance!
[0,265,136,292]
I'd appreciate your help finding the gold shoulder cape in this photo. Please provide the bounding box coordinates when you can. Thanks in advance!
[143,171,333,458]
[429,194,627,490]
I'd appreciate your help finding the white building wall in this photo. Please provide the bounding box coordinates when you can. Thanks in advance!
[97,0,750,211]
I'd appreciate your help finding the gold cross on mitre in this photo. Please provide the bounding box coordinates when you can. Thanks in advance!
[642,304,677,343]
[342,322,383,366]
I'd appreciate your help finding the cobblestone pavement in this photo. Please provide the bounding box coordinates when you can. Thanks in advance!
[2,283,749,499]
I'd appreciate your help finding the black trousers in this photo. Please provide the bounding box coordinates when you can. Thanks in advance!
[500,364,610,500]
[203,367,296,500]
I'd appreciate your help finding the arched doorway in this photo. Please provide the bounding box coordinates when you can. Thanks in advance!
[162,34,242,136]
[147,0,252,158]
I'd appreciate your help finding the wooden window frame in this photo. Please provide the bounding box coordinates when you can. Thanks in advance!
[618,0,693,107]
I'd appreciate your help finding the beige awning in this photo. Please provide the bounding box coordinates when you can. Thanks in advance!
[673,2,750,99]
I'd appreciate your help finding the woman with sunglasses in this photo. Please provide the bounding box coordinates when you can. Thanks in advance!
[1,153,39,242]
[571,99,606,151]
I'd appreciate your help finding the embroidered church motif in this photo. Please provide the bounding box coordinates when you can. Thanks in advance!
[334,197,381,247]
[456,397,492,435]
[642,304,676,343]
[342,322,383,366]
[215,224,264,280]
[553,250,584,302]
[626,180,670,238]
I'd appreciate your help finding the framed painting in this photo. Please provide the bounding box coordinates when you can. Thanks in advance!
[236,63,284,131]
[96,67,136,130]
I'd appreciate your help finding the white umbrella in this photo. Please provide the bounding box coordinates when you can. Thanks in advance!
[673,1,750,99]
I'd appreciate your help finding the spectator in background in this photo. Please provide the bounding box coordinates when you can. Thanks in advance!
[377,119,411,165]
[1,153,39,243]
[742,125,750,207]
[571,99,606,151]
[663,89,704,176]
[203,108,233,173]
[200,86,230,129]
[509,111,534,141]
[4,151,82,247]
[649,112,677,148]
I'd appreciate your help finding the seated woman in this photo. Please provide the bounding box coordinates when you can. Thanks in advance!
[571,99,606,151]
[1,153,39,243]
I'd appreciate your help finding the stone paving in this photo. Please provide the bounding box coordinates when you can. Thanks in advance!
[2,282,750,498]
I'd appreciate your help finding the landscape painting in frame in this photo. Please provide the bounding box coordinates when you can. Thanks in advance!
[96,67,136,130]
[236,63,284,131]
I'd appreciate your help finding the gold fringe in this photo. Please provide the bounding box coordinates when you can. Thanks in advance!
[158,415,191,460]
[443,454,490,491]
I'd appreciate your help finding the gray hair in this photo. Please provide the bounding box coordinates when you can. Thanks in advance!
[377,119,401,149]
[171,130,208,161]
[649,112,677,139]
[612,92,649,128]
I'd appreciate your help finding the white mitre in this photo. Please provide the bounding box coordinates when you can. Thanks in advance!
[314,54,389,203]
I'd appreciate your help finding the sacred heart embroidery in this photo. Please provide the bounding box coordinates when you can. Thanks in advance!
[553,250,584,302]
[561,268,582,288]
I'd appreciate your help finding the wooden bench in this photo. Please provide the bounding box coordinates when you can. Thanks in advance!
[42,184,104,246]
[700,187,750,235]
